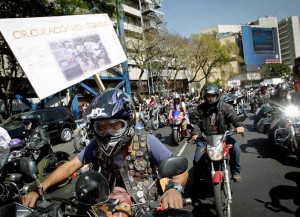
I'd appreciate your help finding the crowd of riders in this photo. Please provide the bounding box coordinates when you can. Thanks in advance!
[1,81,299,216]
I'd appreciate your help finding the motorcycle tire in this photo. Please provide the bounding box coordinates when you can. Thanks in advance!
[151,117,159,130]
[172,129,182,146]
[73,135,87,152]
[213,181,231,217]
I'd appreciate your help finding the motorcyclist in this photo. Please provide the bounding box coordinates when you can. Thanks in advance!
[168,93,189,136]
[253,82,271,130]
[268,83,296,144]
[269,83,290,107]
[22,88,188,216]
[19,113,51,163]
[190,85,245,183]
[148,95,157,107]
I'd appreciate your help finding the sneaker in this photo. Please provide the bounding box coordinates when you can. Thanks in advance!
[232,174,242,182]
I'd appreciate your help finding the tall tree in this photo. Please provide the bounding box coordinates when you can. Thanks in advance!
[126,30,166,96]
[189,32,242,88]
[261,63,291,79]
[163,33,190,91]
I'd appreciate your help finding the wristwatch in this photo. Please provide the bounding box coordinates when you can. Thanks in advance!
[165,182,183,193]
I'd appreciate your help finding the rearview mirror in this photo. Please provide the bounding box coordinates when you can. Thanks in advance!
[158,156,188,178]
[20,157,38,179]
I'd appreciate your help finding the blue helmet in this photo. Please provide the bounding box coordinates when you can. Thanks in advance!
[86,88,136,156]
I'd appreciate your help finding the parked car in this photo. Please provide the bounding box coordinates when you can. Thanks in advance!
[0,107,77,143]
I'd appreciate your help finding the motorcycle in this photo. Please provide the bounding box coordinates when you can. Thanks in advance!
[1,137,71,195]
[220,94,247,118]
[269,104,300,159]
[168,110,186,146]
[151,104,160,130]
[255,103,273,134]
[73,119,91,152]
[0,156,193,217]
[158,104,169,128]
[249,96,260,113]
[194,115,245,217]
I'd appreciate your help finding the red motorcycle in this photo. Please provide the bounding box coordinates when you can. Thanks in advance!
[168,110,186,146]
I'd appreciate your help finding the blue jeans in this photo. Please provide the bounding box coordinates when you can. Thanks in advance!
[193,136,241,178]
[253,108,263,127]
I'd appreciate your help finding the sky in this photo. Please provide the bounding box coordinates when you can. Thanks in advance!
[160,0,300,37]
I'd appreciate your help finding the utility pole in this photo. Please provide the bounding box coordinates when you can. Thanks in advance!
[115,0,131,94]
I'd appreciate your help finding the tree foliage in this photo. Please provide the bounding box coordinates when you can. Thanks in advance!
[188,32,242,87]
[163,33,190,91]
[261,63,291,79]
[126,29,167,96]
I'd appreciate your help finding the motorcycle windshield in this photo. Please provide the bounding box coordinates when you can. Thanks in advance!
[172,110,181,118]
[205,135,223,147]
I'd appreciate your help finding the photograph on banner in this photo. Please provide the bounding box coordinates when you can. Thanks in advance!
[0,14,127,99]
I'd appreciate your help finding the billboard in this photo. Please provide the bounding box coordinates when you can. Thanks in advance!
[252,28,275,53]
[0,14,127,99]
[241,26,280,71]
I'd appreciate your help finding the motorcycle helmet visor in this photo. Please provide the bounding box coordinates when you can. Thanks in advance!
[22,120,31,125]
[93,119,127,137]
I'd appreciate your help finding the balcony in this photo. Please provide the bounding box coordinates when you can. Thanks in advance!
[142,0,163,9]
[144,20,160,30]
[142,5,164,24]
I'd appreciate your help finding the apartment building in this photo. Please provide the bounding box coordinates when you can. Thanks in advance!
[121,0,189,95]
[278,16,300,67]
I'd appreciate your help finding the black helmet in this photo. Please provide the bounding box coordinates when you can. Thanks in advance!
[19,113,38,130]
[203,85,220,105]
[275,83,288,93]
[86,88,136,156]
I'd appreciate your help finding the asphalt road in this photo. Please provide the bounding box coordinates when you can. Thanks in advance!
[52,108,300,217]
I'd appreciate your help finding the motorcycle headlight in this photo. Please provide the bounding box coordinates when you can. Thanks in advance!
[284,105,300,118]
[207,144,223,161]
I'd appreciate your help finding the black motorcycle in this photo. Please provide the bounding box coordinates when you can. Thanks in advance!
[1,138,71,196]
[0,156,193,217]
[220,94,247,118]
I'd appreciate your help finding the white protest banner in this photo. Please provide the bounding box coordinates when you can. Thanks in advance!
[0,14,127,99]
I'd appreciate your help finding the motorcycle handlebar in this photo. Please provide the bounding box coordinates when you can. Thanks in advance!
[10,143,25,151]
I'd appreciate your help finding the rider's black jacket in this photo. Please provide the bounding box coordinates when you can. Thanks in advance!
[24,126,50,149]
[191,101,243,136]
[268,93,290,108]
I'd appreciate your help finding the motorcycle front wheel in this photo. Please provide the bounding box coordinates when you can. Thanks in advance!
[172,129,182,146]
[73,135,87,152]
[213,181,231,217]
[151,117,159,130]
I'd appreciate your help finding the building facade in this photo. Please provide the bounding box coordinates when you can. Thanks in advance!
[121,0,188,95]
[278,16,300,67]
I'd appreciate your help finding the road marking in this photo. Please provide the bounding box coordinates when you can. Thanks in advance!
[176,141,188,156]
